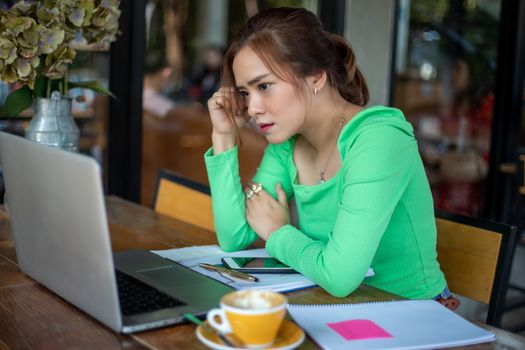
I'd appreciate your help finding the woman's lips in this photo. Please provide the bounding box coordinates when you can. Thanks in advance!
[258,123,274,133]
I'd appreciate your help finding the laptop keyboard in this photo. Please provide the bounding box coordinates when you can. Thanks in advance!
[115,270,186,316]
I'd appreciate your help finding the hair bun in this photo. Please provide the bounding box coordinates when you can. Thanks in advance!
[326,32,369,106]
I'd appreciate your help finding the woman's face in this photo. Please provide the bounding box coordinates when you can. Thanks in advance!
[232,46,308,144]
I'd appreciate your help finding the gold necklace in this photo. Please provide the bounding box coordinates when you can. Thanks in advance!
[317,108,346,184]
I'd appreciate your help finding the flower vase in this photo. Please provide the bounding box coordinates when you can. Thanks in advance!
[25,91,79,152]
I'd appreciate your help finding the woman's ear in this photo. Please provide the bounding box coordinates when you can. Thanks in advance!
[307,70,328,94]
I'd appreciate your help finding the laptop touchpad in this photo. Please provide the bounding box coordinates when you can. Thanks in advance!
[139,266,206,289]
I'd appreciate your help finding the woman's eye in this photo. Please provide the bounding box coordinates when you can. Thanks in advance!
[258,83,271,91]
[238,90,248,97]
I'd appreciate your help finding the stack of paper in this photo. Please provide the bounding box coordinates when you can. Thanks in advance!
[152,245,318,293]
[153,245,374,293]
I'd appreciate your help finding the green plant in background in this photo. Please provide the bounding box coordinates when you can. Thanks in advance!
[0,0,121,117]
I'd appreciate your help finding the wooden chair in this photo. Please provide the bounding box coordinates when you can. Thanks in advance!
[435,210,517,326]
[153,169,214,232]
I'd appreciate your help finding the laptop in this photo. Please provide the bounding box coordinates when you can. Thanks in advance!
[0,131,233,333]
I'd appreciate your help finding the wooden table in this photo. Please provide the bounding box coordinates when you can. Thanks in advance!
[1,196,524,349]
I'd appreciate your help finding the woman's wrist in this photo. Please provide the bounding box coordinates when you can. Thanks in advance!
[211,131,236,154]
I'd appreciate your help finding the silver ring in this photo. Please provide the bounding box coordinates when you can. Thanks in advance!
[246,189,255,200]
[251,183,263,194]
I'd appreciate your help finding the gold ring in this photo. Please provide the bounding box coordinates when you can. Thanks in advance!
[251,183,263,194]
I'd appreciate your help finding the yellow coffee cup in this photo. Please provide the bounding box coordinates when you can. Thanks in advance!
[206,289,287,348]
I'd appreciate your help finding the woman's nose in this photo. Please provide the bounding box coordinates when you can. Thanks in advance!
[247,95,264,117]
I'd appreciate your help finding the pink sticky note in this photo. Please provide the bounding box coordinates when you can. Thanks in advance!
[327,319,393,341]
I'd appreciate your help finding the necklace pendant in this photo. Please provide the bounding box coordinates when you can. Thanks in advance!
[316,108,345,186]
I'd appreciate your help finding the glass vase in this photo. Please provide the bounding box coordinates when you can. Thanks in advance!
[25,91,79,152]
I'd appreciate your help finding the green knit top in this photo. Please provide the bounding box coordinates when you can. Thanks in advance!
[204,105,446,299]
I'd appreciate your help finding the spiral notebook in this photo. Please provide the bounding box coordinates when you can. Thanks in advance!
[288,299,495,350]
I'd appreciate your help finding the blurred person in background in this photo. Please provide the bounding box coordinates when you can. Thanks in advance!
[143,52,178,119]
[185,45,224,106]
[435,52,494,216]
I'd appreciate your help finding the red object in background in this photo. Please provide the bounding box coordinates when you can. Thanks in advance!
[433,92,495,217]
[434,180,486,216]
[188,86,202,100]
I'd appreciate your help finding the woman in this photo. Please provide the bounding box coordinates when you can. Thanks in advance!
[205,7,447,299]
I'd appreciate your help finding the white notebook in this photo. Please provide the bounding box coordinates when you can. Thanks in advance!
[288,299,495,350]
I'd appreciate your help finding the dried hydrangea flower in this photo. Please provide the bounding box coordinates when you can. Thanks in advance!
[0,0,121,92]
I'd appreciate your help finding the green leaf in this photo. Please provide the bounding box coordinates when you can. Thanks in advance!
[69,80,116,98]
[0,85,33,118]
[33,75,48,98]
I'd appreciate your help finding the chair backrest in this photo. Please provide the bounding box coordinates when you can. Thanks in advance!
[435,210,517,326]
[153,169,214,232]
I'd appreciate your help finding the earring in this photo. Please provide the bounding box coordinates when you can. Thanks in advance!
[314,87,318,95]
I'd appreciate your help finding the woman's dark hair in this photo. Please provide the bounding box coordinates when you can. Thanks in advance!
[222,7,369,107]
[144,51,169,75]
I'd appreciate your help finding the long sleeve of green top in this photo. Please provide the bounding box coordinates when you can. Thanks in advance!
[204,106,446,299]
